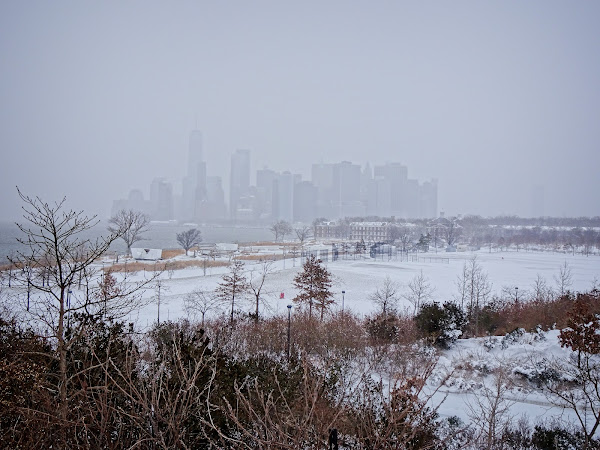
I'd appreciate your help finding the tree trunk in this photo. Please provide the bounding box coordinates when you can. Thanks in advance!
[58,289,69,431]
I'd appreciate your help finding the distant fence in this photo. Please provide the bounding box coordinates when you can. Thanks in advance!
[345,249,450,264]
[397,252,450,264]
[408,255,450,264]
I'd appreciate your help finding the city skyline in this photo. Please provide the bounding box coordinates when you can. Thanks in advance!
[109,129,437,224]
[1,2,599,220]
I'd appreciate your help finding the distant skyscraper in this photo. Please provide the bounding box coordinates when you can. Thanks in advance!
[150,177,174,221]
[294,181,317,222]
[230,149,251,220]
[367,177,391,217]
[256,167,277,219]
[333,161,362,218]
[205,176,226,220]
[272,171,294,222]
[111,189,151,217]
[419,179,438,219]
[311,163,335,218]
[374,163,408,217]
[360,162,373,204]
[182,130,205,221]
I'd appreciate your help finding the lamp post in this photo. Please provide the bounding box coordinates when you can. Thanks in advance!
[341,290,346,313]
[286,304,292,361]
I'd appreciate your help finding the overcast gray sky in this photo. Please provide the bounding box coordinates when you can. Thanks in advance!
[1,1,599,220]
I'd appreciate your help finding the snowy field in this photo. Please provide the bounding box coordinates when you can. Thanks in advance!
[124,249,600,329]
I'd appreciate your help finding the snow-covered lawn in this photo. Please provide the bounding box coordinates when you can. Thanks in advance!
[124,249,599,328]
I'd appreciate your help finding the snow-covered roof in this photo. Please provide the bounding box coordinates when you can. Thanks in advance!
[216,243,238,251]
[350,222,388,227]
[131,248,163,261]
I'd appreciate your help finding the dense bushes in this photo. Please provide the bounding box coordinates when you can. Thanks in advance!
[466,290,600,336]
[415,301,467,348]
[0,311,452,448]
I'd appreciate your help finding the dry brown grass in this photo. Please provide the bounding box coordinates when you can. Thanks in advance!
[240,241,301,249]
[161,249,185,259]
[108,259,228,273]
[240,241,280,247]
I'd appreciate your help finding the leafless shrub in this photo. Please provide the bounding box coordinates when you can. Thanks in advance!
[466,367,515,450]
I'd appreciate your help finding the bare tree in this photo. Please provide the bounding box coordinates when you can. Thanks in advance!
[403,270,435,314]
[336,217,351,240]
[530,273,554,302]
[215,260,250,324]
[184,288,221,326]
[248,260,274,322]
[441,218,462,247]
[392,226,414,252]
[176,228,202,256]
[370,275,400,316]
[108,209,150,256]
[8,189,154,426]
[455,255,492,336]
[554,260,573,296]
[466,367,514,450]
[295,225,312,246]
[270,220,292,241]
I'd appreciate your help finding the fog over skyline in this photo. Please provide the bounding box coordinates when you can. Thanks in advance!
[1,1,599,221]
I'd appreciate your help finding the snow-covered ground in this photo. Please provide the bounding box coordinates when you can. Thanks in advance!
[430,329,586,431]
[122,249,599,328]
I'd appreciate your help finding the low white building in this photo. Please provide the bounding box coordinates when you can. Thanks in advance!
[131,248,163,261]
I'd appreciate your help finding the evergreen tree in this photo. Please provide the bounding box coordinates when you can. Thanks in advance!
[215,260,250,323]
[417,233,431,252]
[293,255,334,320]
